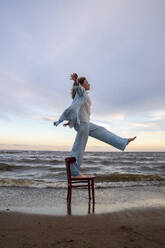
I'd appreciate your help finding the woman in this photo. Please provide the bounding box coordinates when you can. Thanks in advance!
[54,73,136,178]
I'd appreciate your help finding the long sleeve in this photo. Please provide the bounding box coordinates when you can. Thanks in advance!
[73,84,86,97]
[54,86,88,129]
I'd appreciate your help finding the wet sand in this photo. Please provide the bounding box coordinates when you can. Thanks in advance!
[0,207,165,248]
[0,186,165,247]
[0,185,165,215]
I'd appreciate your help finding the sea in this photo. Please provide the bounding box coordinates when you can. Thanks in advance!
[0,150,165,189]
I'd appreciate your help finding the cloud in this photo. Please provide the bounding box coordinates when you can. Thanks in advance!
[0,0,165,133]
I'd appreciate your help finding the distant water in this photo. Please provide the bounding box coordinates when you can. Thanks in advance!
[0,150,165,189]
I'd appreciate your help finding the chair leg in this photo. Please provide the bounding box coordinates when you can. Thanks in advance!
[69,187,72,203]
[88,180,91,201]
[67,186,69,201]
[92,179,95,204]
[88,201,91,214]
[67,201,71,215]
[67,186,72,203]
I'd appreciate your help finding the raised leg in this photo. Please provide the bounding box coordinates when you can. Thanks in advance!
[89,122,128,151]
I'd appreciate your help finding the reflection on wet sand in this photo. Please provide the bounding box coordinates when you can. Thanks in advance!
[67,200,95,215]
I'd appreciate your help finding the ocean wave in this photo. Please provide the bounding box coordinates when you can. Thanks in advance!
[50,159,64,164]
[0,163,29,171]
[1,173,165,189]
[20,158,47,164]
[83,160,134,165]
[50,167,65,171]
[95,181,165,188]
[0,178,42,187]
[0,178,67,189]
[95,173,165,182]
[0,150,22,154]
[82,160,97,164]
[1,151,165,189]
[9,158,65,165]
[101,160,134,166]
[157,165,165,169]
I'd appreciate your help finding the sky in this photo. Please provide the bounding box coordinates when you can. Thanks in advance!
[0,0,165,152]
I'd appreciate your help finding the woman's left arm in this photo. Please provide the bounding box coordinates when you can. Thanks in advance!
[63,121,71,127]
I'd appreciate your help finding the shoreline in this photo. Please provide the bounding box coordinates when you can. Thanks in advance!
[0,185,165,216]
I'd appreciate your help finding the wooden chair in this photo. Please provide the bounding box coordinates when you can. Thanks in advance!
[65,157,95,204]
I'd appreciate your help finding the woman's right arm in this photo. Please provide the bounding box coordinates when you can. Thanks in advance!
[70,73,79,85]
[70,73,85,96]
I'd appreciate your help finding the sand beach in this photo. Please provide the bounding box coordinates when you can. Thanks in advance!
[0,185,165,248]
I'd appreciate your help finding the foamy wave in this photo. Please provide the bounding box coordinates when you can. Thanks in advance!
[0,178,67,189]
[95,173,165,182]
[1,173,165,189]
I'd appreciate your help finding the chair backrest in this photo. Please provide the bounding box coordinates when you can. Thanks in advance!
[65,157,76,183]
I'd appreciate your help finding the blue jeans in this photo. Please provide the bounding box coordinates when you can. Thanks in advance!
[69,122,128,176]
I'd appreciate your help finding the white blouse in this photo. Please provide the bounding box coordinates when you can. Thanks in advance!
[79,94,91,122]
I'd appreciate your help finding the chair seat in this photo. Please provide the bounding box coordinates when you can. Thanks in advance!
[71,175,95,180]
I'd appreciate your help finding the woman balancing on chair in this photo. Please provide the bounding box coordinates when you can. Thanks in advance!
[54,73,136,178]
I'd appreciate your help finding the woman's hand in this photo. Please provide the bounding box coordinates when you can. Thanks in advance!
[70,73,78,84]
[63,121,71,127]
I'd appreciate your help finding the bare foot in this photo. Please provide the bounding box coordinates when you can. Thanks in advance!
[127,136,137,145]
[72,174,87,178]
